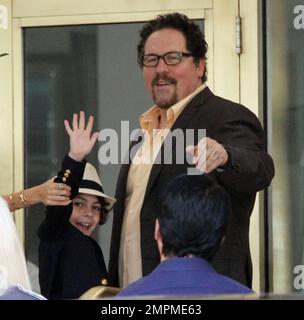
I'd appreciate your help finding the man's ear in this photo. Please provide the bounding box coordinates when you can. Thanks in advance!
[197,58,205,79]
[154,219,165,260]
[154,219,161,241]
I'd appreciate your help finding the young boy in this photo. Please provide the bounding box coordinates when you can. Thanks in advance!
[38,112,115,299]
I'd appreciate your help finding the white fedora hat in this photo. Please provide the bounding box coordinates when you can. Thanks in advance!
[78,162,116,211]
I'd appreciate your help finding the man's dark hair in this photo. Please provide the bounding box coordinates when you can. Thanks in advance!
[137,12,208,82]
[158,174,230,261]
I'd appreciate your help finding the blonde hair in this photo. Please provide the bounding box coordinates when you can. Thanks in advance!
[0,197,31,294]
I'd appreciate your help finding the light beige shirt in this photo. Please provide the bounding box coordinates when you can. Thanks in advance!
[118,84,205,287]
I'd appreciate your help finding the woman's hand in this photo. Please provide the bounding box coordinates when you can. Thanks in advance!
[64,111,99,162]
[35,178,72,206]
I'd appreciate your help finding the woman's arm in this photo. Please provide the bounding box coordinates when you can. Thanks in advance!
[3,179,71,212]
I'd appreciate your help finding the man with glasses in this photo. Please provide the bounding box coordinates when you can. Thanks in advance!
[109,12,274,290]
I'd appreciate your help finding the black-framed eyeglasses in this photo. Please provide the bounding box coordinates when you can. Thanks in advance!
[142,51,193,67]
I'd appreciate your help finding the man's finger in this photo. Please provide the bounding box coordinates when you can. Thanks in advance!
[186,145,196,156]
[196,152,207,172]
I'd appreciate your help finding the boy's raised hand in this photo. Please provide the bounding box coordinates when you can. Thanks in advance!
[64,111,99,162]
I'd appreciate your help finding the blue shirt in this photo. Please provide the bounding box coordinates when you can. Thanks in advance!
[118,257,254,297]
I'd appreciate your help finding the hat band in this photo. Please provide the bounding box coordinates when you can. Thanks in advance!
[79,180,104,194]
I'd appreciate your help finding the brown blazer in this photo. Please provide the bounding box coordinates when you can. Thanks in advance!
[108,87,275,288]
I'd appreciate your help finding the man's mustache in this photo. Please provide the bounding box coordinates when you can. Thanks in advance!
[152,73,177,86]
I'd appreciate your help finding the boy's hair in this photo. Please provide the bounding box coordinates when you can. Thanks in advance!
[97,196,109,225]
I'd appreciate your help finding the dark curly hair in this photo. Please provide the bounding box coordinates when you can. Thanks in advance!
[137,12,208,83]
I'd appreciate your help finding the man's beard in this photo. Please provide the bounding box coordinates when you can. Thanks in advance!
[152,73,178,109]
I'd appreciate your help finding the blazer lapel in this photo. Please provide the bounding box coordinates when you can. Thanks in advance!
[144,87,213,201]
[171,86,213,131]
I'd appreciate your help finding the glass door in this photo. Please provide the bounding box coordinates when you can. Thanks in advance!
[5,0,249,292]
[265,0,304,295]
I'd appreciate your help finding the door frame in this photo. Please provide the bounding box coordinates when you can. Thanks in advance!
[1,0,264,292]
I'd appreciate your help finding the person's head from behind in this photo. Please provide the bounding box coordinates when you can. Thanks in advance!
[0,197,31,295]
[155,174,230,261]
[69,162,116,236]
[137,12,208,109]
